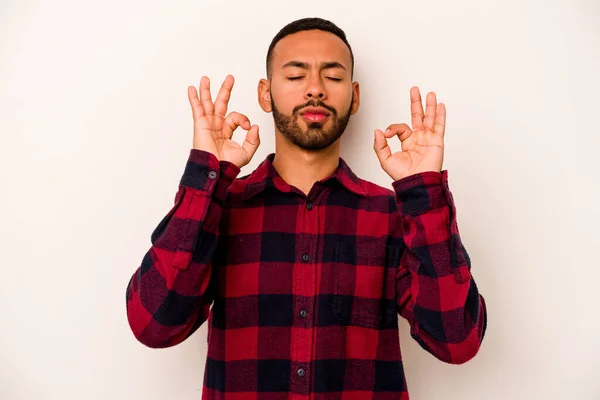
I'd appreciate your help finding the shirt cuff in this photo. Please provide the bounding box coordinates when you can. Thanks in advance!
[179,149,240,198]
[392,170,453,216]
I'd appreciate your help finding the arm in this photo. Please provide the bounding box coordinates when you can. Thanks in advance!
[393,170,487,364]
[125,149,240,348]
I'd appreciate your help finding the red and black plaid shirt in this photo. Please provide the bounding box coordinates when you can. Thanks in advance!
[126,149,487,399]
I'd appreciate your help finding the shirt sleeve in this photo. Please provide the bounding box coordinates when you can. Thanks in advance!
[392,170,487,364]
[125,149,240,348]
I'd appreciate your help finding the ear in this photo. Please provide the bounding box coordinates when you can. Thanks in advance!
[350,81,360,115]
[258,78,272,112]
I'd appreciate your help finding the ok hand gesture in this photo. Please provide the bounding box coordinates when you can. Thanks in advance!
[373,87,445,181]
[188,75,260,168]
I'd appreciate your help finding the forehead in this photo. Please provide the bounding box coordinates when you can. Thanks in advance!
[271,30,352,70]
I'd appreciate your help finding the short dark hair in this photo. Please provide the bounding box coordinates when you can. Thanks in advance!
[265,17,354,79]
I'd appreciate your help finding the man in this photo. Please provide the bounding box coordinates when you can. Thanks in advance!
[126,17,487,399]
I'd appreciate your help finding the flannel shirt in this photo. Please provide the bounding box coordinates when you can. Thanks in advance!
[126,148,487,399]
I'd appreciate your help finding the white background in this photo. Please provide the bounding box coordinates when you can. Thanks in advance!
[1,0,599,399]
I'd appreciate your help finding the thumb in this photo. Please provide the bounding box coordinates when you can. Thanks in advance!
[242,124,260,160]
[373,129,391,165]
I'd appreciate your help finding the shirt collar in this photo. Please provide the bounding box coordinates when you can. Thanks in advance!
[243,153,368,201]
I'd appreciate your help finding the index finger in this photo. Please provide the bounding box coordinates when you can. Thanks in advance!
[410,86,424,131]
[214,75,234,118]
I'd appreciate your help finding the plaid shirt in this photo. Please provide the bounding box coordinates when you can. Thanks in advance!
[126,149,487,399]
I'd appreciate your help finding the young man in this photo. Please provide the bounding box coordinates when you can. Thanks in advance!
[126,17,487,399]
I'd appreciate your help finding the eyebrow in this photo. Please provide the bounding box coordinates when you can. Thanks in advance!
[282,61,347,71]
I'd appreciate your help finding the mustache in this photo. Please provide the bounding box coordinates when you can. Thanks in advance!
[293,100,337,116]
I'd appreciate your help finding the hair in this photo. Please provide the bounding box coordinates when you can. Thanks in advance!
[265,17,354,79]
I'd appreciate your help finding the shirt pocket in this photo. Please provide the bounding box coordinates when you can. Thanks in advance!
[332,240,399,329]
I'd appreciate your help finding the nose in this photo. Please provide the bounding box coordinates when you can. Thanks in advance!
[304,74,326,100]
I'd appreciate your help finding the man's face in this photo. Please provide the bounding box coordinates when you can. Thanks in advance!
[265,30,359,151]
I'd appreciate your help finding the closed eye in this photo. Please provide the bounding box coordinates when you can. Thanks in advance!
[287,77,342,81]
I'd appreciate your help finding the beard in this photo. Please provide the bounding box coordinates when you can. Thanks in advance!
[270,95,353,151]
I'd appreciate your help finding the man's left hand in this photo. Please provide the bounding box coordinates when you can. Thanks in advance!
[373,87,445,181]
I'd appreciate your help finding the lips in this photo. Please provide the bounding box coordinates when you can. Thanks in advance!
[300,107,330,123]
[302,113,328,122]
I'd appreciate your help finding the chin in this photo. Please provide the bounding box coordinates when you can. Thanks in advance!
[295,133,343,151]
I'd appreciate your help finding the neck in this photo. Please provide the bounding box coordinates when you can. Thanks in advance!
[272,132,341,196]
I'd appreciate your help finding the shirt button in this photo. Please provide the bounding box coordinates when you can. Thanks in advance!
[301,253,310,262]
[297,368,306,377]
[300,309,308,318]
[208,170,217,179]
[306,202,313,210]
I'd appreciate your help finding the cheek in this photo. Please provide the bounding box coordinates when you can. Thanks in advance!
[330,86,354,112]
[273,88,303,114]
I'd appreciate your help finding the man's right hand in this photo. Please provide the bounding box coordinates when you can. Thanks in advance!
[187,75,260,168]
